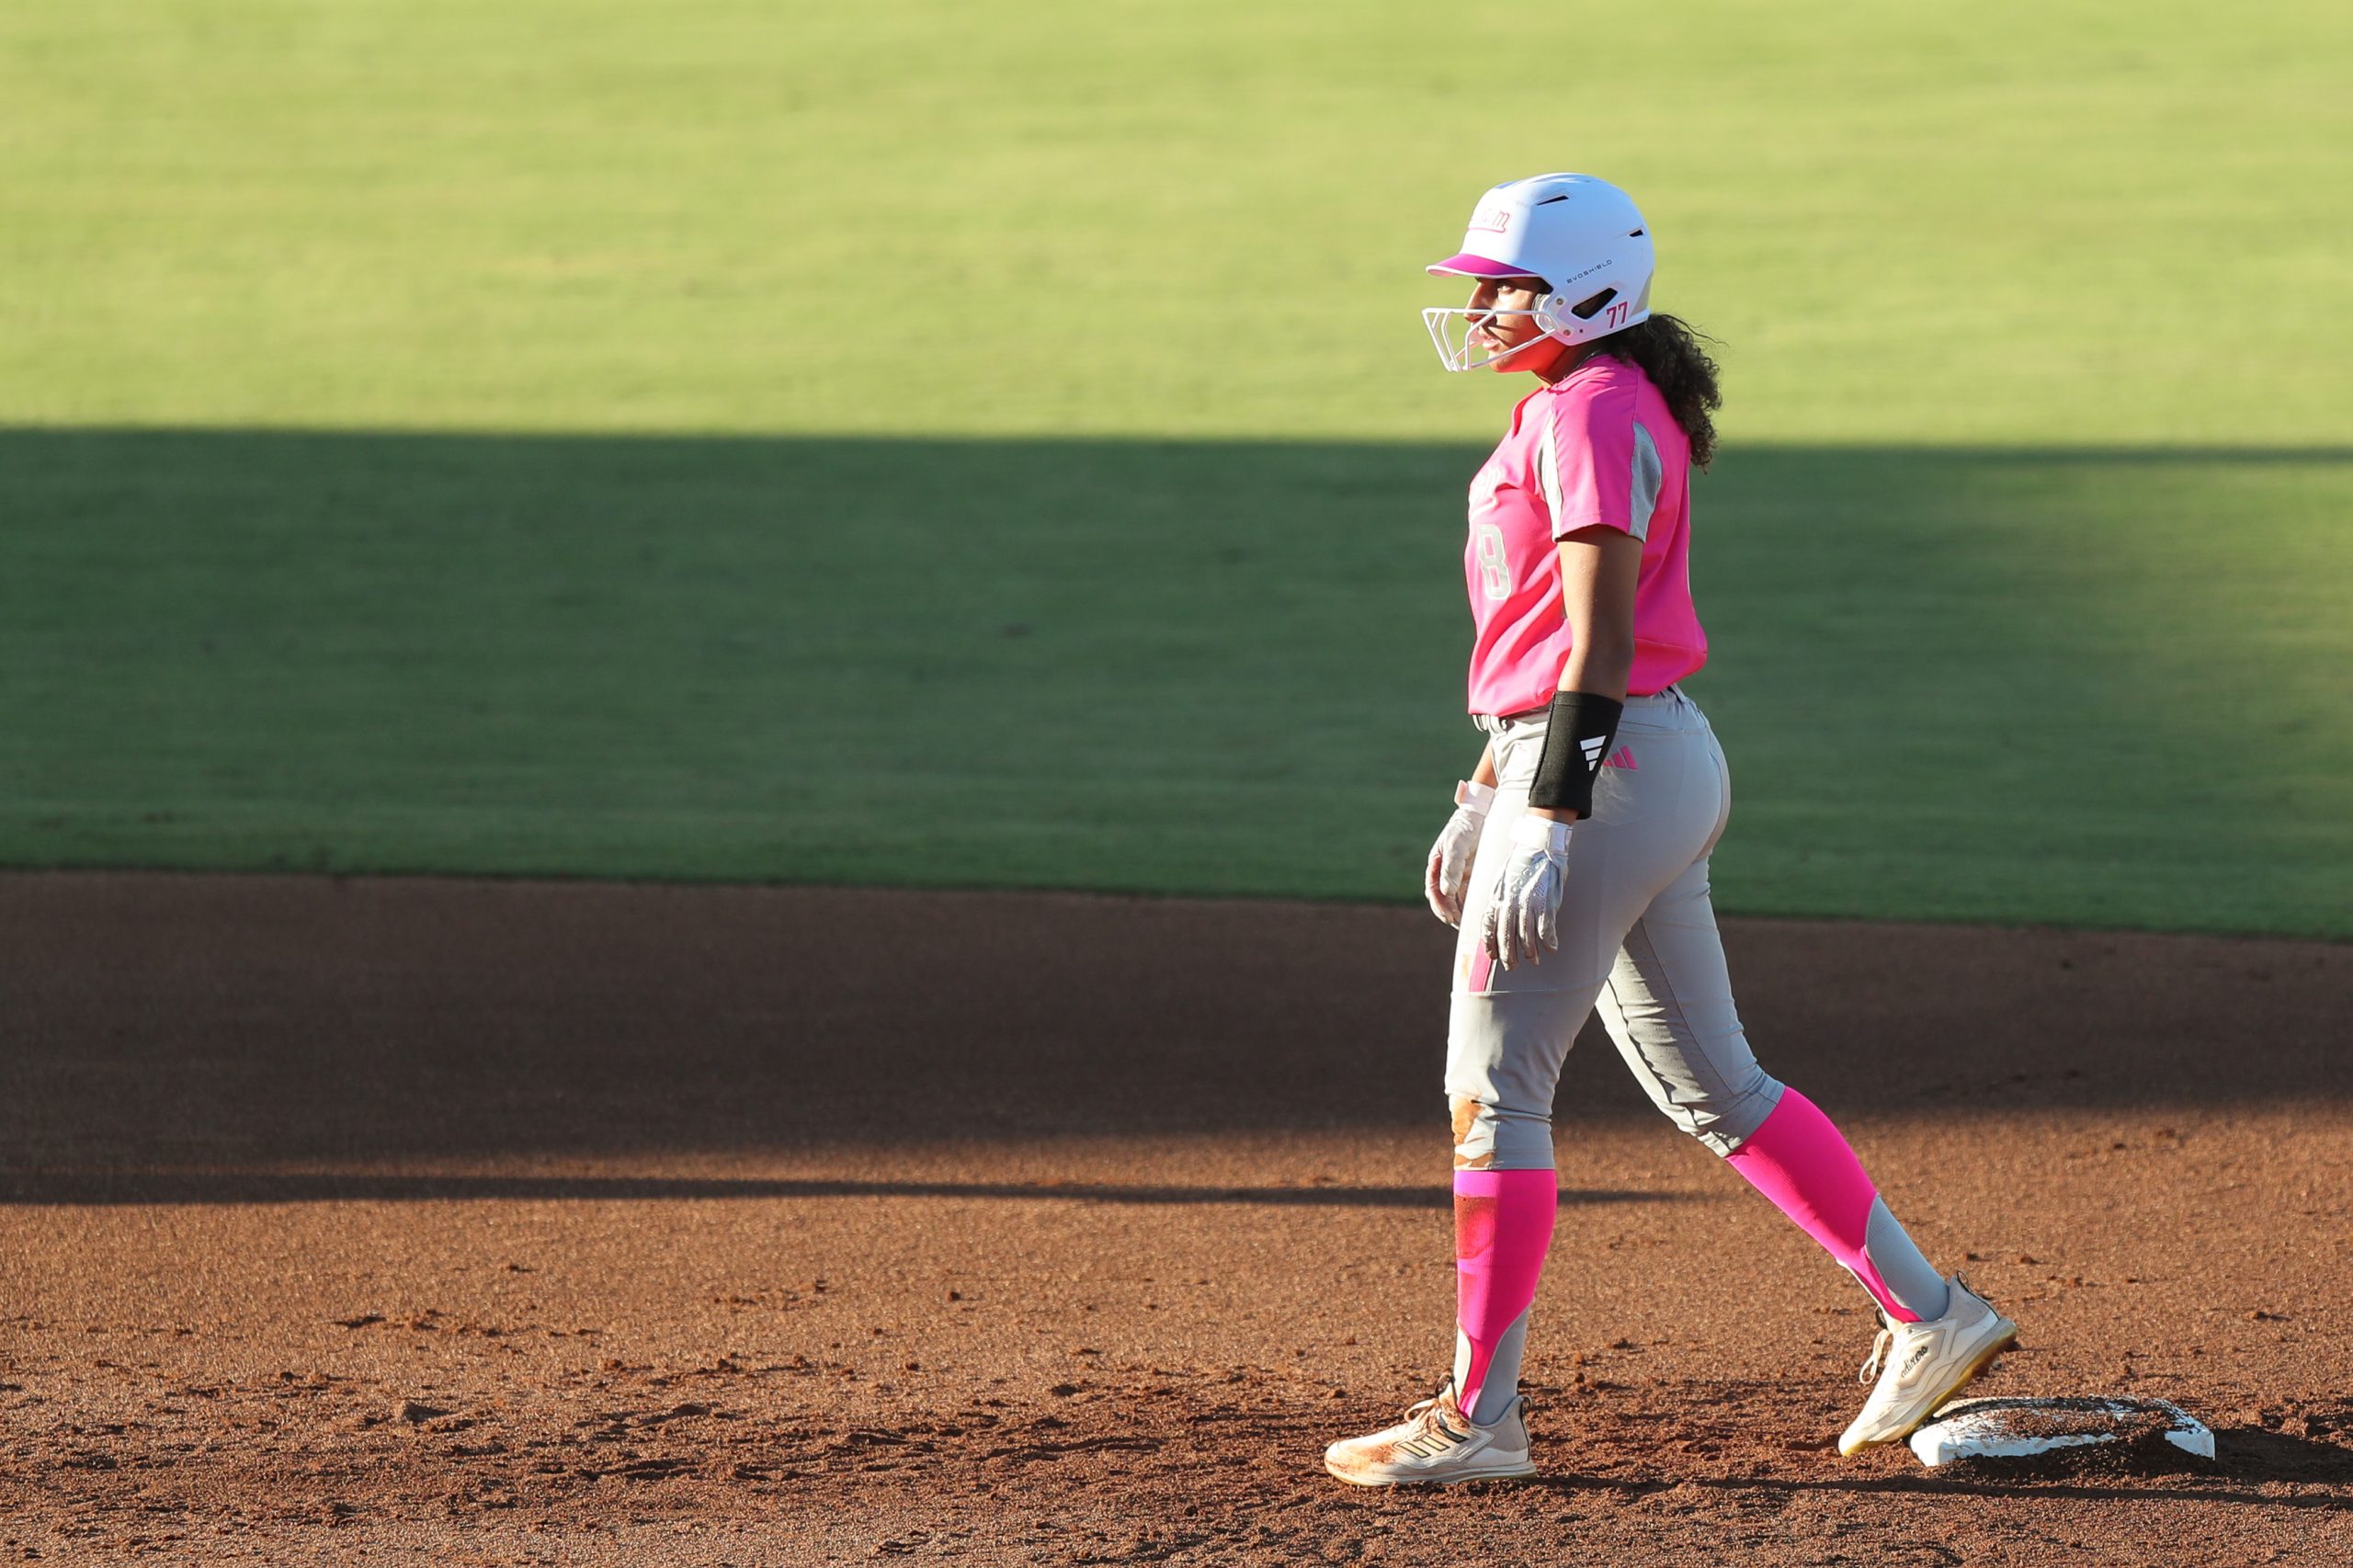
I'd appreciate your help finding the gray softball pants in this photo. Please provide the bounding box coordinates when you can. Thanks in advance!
[1447,687,1787,1170]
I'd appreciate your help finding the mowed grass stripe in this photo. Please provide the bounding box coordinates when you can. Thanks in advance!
[0,1,2345,444]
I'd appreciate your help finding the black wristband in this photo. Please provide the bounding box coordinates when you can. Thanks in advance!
[1528,691,1625,815]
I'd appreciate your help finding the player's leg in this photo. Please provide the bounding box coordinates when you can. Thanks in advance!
[1438,698,1723,1429]
[1591,708,2016,1449]
[1437,736,1605,1437]
[1325,711,1627,1485]
[1595,853,1952,1324]
[1321,934,1595,1485]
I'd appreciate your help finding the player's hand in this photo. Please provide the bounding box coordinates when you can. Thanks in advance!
[1425,781,1495,926]
[1482,814,1573,970]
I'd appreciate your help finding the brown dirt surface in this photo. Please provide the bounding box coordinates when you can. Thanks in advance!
[3,872,2349,1565]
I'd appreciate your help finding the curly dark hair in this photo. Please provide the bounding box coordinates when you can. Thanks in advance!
[1579,312,1723,469]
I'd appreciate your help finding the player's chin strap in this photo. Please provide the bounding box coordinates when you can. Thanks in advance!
[1421,306,1571,372]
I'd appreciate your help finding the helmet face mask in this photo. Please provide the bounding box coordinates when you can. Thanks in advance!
[1421,305,1563,373]
[1423,174,1656,373]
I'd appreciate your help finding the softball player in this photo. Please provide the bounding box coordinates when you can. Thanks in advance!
[1323,174,2018,1486]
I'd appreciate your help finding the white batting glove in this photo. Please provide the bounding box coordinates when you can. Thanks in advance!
[1482,814,1574,970]
[1424,780,1495,927]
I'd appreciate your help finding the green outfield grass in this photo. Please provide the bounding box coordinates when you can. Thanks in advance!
[1,2,2347,936]
[6,431,2346,937]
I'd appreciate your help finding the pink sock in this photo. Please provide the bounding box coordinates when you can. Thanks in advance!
[1453,1168,1557,1421]
[1723,1087,1928,1324]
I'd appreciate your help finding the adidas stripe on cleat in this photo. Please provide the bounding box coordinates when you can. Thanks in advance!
[1323,1377,1537,1486]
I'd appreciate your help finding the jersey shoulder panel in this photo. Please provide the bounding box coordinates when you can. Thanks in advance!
[1533,362,1646,540]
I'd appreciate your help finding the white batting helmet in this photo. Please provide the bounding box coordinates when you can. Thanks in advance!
[1423,173,1655,371]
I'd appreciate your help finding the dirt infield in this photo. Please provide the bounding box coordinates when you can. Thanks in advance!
[4,873,2349,1564]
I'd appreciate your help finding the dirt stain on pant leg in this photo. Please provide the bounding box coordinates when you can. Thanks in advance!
[1450,1096,1494,1169]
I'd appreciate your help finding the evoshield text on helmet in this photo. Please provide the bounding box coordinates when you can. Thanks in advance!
[1423,174,1656,371]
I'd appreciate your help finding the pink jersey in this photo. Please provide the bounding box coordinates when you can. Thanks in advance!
[1462,355,1707,715]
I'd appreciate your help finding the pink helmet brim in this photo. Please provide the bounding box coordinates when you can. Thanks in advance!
[1426,252,1542,279]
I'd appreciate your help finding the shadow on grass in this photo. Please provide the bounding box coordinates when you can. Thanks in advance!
[1,428,2347,936]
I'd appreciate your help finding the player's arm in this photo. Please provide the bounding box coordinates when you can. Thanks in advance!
[1526,526,1642,822]
[1471,741,1497,789]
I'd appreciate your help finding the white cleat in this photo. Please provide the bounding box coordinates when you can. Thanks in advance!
[1323,1377,1537,1486]
[1839,1274,2019,1456]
